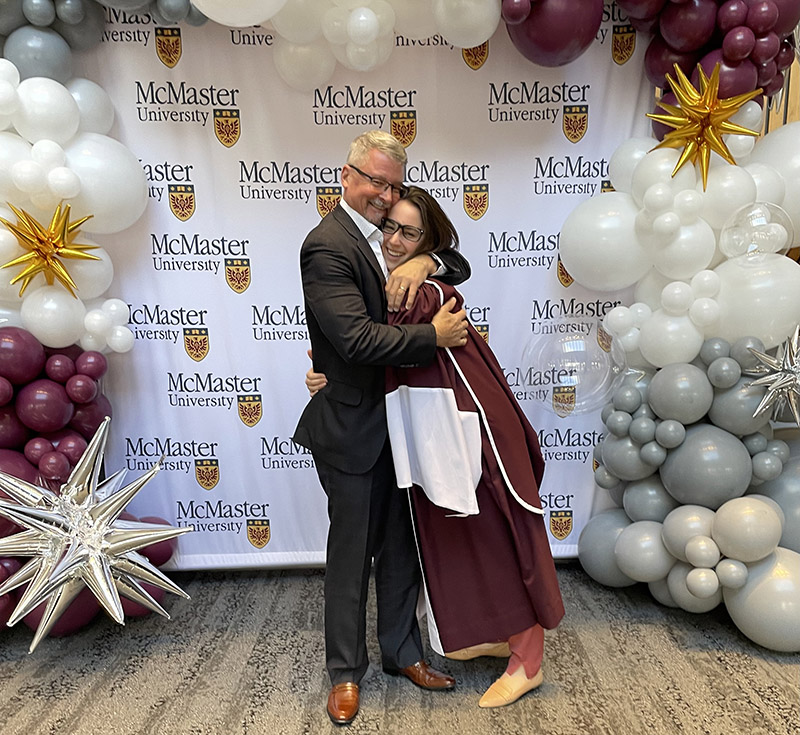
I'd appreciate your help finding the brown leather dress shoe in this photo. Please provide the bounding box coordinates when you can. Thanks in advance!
[327,682,359,725]
[387,660,456,690]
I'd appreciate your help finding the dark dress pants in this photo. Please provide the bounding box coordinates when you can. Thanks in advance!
[314,440,424,685]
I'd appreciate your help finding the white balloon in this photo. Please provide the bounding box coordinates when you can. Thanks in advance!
[0,231,28,303]
[79,331,106,351]
[609,137,658,194]
[716,558,747,589]
[667,561,723,613]
[0,131,32,199]
[559,192,651,292]
[84,308,111,335]
[686,567,720,598]
[68,243,114,300]
[66,78,115,135]
[63,132,148,234]
[638,310,704,367]
[698,164,757,230]
[690,269,720,298]
[711,496,783,563]
[642,182,674,214]
[20,284,86,348]
[659,281,693,315]
[685,535,721,568]
[273,37,337,93]
[0,80,19,116]
[345,40,381,71]
[432,0,501,48]
[347,7,379,45]
[653,218,716,280]
[633,269,674,311]
[730,100,763,132]
[604,306,634,337]
[388,0,436,38]
[631,148,697,207]
[191,0,289,26]
[688,297,720,331]
[12,77,80,145]
[672,189,703,224]
[11,159,46,194]
[713,253,800,349]
[322,5,349,44]
[271,0,328,44]
[0,59,21,88]
[370,0,396,35]
[47,166,81,199]
[725,134,755,161]
[31,139,64,168]
[107,324,134,352]
[101,297,130,326]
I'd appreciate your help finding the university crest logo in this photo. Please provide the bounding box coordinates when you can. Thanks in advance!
[601,180,615,193]
[556,256,574,287]
[612,24,636,65]
[597,324,612,353]
[225,258,251,294]
[238,394,262,427]
[474,323,489,344]
[155,27,182,68]
[390,110,417,148]
[549,510,573,540]
[562,105,588,143]
[169,184,195,221]
[462,42,489,70]
[184,327,209,362]
[247,519,271,548]
[316,186,341,218]
[195,458,219,490]
[552,385,576,418]
[214,109,241,147]
[463,184,488,220]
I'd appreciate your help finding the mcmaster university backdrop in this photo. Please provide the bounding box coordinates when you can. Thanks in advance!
[77,4,653,570]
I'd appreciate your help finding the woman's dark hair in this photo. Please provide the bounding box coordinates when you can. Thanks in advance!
[401,185,459,255]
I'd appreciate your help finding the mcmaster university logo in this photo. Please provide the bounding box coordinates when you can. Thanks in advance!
[391,110,416,147]
[195,458,219,490]
[550,510,573,540]
[316,186,341,218]
[183,327,209,362]
[155,27,181,68]
[464,184,488,220]
[169,184,195,221]
[247,519,271,548]
[238,394,262,427]
[214,109,241,147]
[463,42,488,70]
[562,105,588,143]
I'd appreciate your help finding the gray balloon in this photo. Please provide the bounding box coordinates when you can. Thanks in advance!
[699,337,731,365]
[648,362,714,425]
[633,402,657,420]
[612,385,642,413]
[758,456,800,553]
[594,464,620,490]
[660,423,752,508]
[22,0,55,25]
[0,0,27,36]
[156,0,189,22]
[729,336,765,371]
[623,476,680,522]
[601,435,658,481]
[707,376,770,436]
[51,0,103,50]
[578,509,636,588]
[706,356,741,389]
[639,440,667,467]
[55,0,85,24]
[742,432,768,455]
[3,24,72,81]
[629,416,656,444]
[185,4,207,26]
[606,410,632,437]
[766,439,791,463]
[655,419,686,449]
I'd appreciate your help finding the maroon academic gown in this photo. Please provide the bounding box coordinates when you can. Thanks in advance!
[385,280,565,653]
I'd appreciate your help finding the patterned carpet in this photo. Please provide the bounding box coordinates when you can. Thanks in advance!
[0,562,796,735]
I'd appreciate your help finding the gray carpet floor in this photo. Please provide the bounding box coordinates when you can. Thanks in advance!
[0,562,796,735]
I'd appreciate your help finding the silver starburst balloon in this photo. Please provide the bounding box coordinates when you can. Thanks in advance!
[747,325,800,425]
[0,417,193,652]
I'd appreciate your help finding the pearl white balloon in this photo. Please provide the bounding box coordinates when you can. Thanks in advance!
[684,534,721,568]
[30,138,64,168]
[725,134,755,161]
[432,0,501,48]
[609,137,658,194]
[712,496,783,563]
[11,159,46,194]
[667,561,723,613]
[84,308,111,335]
[66,78,115,134]
[690,269,720,298]
[370,0,395,35]
[101,298,130,326]
[648,576,679,607]
[662,504,715,562]
[672,188,703,223]
[271,0,327,44]
[20,284,86,347]
[321,5,349,44]
[347,7,379,45]
[12,76,80,144]
[686,567,720,598]
[688,297,720,331]
[0,59,21,88]
[344,40,381,71]
[273,37,337,93]
[614,520,676,582]
[642,182,673,214]
[637,310,704,367]
[631,148,697,207]
[107,324,134,352]
[653,218,716,280]
[63,132,148,234]
[698,164,757,230]
[730,100,763,131]
[388,0,436,39]
[715,558,747,589]
[47,166,81,198]
[66,243,113,300]
[723,547,800,652]
[79,331,105,351]
[742,163,785,207]
[660,281,693,315]
[191,0,289,26]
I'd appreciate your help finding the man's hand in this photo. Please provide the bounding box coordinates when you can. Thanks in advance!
[432,297,468,348]
[305,349,327,396]
[385,254,436,312]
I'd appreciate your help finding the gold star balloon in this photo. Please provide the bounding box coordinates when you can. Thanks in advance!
[747,326,800,425]
[647,63,762,189]
[0,417,193,652]
[0,202,99,297]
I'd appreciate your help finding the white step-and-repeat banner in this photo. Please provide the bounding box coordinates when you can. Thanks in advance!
[77,3,653,569]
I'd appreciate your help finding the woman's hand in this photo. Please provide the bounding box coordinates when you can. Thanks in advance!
[305,349,328,396]
[385,254,436,312]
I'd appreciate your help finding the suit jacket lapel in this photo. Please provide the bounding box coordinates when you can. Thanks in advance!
[332,205,385,285]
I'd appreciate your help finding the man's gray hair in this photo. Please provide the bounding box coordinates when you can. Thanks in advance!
[347,130,407,167]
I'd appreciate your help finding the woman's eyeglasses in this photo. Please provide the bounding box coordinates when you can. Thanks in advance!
[380,218,424,243]
[348,164,408,198]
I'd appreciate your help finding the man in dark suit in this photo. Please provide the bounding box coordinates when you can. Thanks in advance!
[293,131,470,725]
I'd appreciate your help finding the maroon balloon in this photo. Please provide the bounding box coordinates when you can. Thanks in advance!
[45,343,83,361]
[0,557,22,578]
[74,351,107,380]
[0,405,29,449]
[121,582,167,618]
[722,26,756,61]
[23,585,101,636]
[746,0,779,34]
[502,0,532,24]
[506,0,604,67]
[0,447,38,483]
[771,0,800,37]
[15,379,74,433]
[651,91,678,140]
[65,374,98,404]
[44,354,77,384]
[616,0,669,19]
[69,392,112,440]
[750,31,780,63]
[0,592,14,627]
[763,68,784,94]
[139,516,178,567]
[775,39,795,70]
[38,450,71,481]
[57,433,88,466]
[630,14,661,32]
[0,376,12,407]
[694,49,759,96]
[659,0,718,52]
[717,0,750,33]
[0,327,45,385]
[645,33,702,87]
[24,436,54,464]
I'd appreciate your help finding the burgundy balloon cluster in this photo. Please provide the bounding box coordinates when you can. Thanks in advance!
[502,0,606,67]
[0,325,112,490]
[628,0,799,110]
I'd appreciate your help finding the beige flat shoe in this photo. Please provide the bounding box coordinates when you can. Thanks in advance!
[444,641,511,661]
[478,667,544,708]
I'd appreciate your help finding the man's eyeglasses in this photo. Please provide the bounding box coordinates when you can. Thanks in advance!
[380,218,424,243]
[348,164,408,198]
